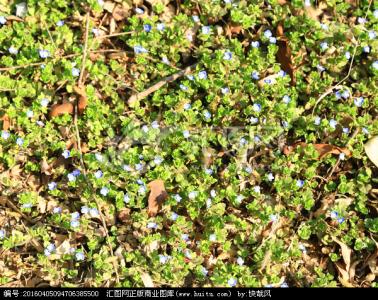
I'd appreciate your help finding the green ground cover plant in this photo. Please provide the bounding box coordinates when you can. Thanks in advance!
[0,0,378,288]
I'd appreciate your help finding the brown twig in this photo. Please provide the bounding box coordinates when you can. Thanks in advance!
[127,63,198,106]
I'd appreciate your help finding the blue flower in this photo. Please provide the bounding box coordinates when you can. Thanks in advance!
[39,49,50,59]
[329,119,337,129]
[330,211,338,219]
[201,267,208,276]
[135,7,144,14]
[151,121,159,129]
[192,15,200,23]
[70,220,80,228]
[188,191,198,199]
[181,234,189,241]
[335,90,342,99]
[236,195,244,203]
[203,110,211,119]
[210,189,216,198]
[26,110,33,118]
[67,173,76,182]
[304,0,311,7]
[171,212,178,221]
[53,207,62,214]
[228,277,237,287]
[183,130,190,138]
[138,186,146,194]
[40,98,49,107]
[174,194,182,202]
[81,206,89,214]
[341,90,350,99]
[253,103,261,112]
[72,169,81,177]
[75,252,85,261]
[362,127,369,135]
[48,182,57,191]
[314,116,321,125]
[0,16,7,25]
[147,222,158,229]
[269,37,277,44]
[251,41,260,48]
[245,166,252,174]
[278,70,286,77]
[281,282,289,288]
[9,46,18,54]
[89,208,99,218]
[354,97,364,107]
[320,23,328,30]
[299,243,307,253]
[320,42,328,51]
[237,257,244,266]
[62,150,70,159]
[221,87,229,94]
[250,117,258,124]
[209,234,216,242]
[71,212,80,220]
[16,137,24,146]
[253,186,261,193]
[123,194,130,203]
[22,203,32,209]
[223,51,232,60]
[206,198,212,208]
[357,17,367,24]
[296,179,305,188]
[239,137,247,146]
[161,56,170,65]
[156,23,165,31]
[56,20,64,27]
[317,64,325,72]
[95,153,103,162]
[363,46,370,53]
[372,61,378,70]
[282,121,289,128]
[264,30,272,38]
[143,24,152,32]
[267,173,274,182]
[205,168,213,175]
[134,45,148,54]
[282,95,291,104]
[342,127,350,134]
[72,67,80,77]
[183,102,191,110]
[1,131,10,140]
[94,170,103,179]
[159,255,169,264]
[339,153,345,160]
[198,70,207,80]
[100,187,109,196]
[46,243,55,253]
[251,71,259,80]
[270,214,279,222]
[345,51,351,60]
[368,30,376,40]
[202,26,210,34]
[135,163,143,171]
[0,229,5,239]
[92,28,100,36]
[123,164,132,171]
[374,10,378,18]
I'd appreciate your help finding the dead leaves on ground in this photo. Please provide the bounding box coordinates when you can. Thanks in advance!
[49,86,87,118]
[283,142,352,160]
[147,179,168,217]
[364,136,378,168]
[1,114,10,130]
[276,22,296,86]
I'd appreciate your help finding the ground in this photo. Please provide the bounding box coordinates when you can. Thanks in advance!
[0,0,378,288]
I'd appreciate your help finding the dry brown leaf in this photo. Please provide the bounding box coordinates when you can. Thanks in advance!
[364,136,378,167]
[333,237,352,273]
[50,102,74,117]
[304,2,327,21]
[225,23,243,38]
[140,273,154,288]
[147,179,168,217]
[40,158,52,175]
[112,4,131,21]
[283,142,352,159]
[1,114,10,130]
[276,22,295,85]
[117,208,131,223]
[73,85,88,114]
[277,0,287,4]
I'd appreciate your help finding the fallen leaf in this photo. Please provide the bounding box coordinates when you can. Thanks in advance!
[73,85,88,114]
[283,142,352,159]
[40,158,52,175]
[364,136,378,167]
[112,4,131,21]
[304,2,327,21]
[50,102,74,117]
[333,237,352,273]
[147,179,168,217]
[117,208,131,223]
[277,0,287,4]
[258,73,280,87]
[56,240,72,255]
[225,23,243,38]
[276,22,295,85]
[1,114,10,130]
[140,273,154,288]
